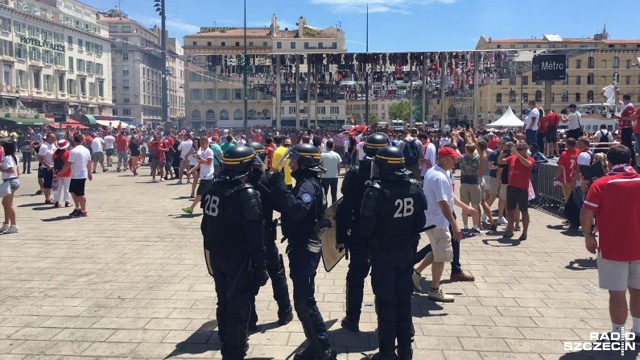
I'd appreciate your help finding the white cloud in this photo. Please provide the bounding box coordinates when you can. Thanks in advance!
[129,13,199,36]
[309,0,455,13]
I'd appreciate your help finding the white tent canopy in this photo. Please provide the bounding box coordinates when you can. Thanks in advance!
[487,107,524,127]
[96,120,136,129]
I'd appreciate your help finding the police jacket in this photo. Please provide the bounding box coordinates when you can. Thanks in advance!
[201,176,267,271]
[249,171,279,243]
[358,175,427,253]
[271,168,325,244]
[335,162,373,245]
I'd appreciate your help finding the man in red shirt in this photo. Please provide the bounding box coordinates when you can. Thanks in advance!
[536,108,547,155]
[115,132,129,172]
[555,138,580,202]
[581,145,640,341]
[545,108,560,158]
[498,141,534,240]
[616,93,635,166]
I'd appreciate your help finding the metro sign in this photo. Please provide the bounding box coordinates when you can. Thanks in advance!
[532,54,567,82]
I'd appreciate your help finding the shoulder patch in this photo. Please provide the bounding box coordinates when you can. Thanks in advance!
[301,193,313,203]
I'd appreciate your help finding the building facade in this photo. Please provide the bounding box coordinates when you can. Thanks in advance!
[183,15,347,129]
[98,7,184,124]
[434,29,640,127]
[0,0,112,120]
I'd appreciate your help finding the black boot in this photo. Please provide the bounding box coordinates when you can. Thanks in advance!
[340,316,360,332]
[397,347,413,360]
[293,346,315,360]
[278,306,294,326]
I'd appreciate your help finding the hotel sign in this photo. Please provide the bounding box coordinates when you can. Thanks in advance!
[19,36,65,52]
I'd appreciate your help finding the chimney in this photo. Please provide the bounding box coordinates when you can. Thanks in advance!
[271,14,278,36]
[298,16,306,37]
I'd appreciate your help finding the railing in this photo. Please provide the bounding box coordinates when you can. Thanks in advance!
[530,163,565,215]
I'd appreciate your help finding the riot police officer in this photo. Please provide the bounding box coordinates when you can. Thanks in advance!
[268,143,337,360]
[335,132,390,332]
[201,146,269,360]
[359,146,427,360]
[245,142,293,329]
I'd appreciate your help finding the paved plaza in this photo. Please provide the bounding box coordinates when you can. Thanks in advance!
[0,166,637,360]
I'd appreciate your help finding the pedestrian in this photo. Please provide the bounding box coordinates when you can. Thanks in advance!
[129,136,141,176]
[555,138,580,202]
[104,131,116,167]
[90,133,107,173]
[458,143,483,235]
[182,137,214,215]
[1,141,20,234]
[271,136,293,189]
[499,141,535,240]
[615,92,636,166]
[561,104,583,141]
[20,137,32,174]
[62,134,92,217]
[245,142,293,330]
[581,145,640,343]
[268,143,337,360]
[163,132,176,180]
[115,132,129,172]
[545,108,561,158]
[359,145,427,360]
[37,133,56,204]
[52,139,71,208]
[177,133,193,184]
[200,145,268,360]
[524,100,540,146]
[336,133,389,333]
[320,140,341,205]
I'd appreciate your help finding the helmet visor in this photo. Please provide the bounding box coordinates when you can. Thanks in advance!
[276,147,300,170]
[253,153,266,171]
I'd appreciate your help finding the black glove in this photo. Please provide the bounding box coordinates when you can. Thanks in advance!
[253,269,269,293]
[267,171,285,190]
[248,167,262,183]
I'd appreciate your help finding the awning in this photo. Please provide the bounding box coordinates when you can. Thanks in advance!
[96,120,136,129]
[0,116,52,126]
[80,114,97,126]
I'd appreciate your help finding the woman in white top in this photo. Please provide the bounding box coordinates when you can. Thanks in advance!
[1,142,20,234]
[184,138,200,198]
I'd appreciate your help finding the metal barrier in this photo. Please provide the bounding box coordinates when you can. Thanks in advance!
[531,163,565,215]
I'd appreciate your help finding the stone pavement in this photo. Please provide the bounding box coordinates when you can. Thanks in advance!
[0,166,637,360]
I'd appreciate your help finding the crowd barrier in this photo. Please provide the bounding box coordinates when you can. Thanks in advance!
[531,162,565,215]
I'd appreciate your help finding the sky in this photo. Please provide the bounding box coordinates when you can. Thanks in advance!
[83,0,640,52]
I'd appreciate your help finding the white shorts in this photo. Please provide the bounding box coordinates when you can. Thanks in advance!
[597,257,640,291]
[425,227,453,263]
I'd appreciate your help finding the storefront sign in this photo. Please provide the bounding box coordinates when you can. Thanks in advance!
[19,36,65,52]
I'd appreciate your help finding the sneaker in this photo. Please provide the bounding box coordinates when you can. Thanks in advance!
[481,213,488,223]
[427,287,454,302]
[53,201,60,208]
[497,217,507,225]
[35,189,43,195]
[411,270,422,293]
[177,180,183,185]
[80,210,88,217]
[470,228,483,235]
[0,223,9,233]
[2,225,18,234]
[515,225,521,232]
[64,202,71,208]
[44,199,53,205]
[69,209,81,217]
[489,223,498,231]
[182,207,193,214]
[160,177,165,182]
[187,179,191,184]
[103,169,108,172]
[92,170,97,174]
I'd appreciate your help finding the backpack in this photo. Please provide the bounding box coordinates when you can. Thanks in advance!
[402,138,420,166]
[53,149,66,171]
[598,130,610,144]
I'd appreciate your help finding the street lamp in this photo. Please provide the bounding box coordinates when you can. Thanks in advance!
[153,0,168,125]
[242,0,248,130]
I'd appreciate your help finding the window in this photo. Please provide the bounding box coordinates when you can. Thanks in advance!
[263,42,268,47]
[235,42,240,47]
[190,89,202,100]
[496,93,502,103]
[248,109,256,119]
[0,40,12,57]
[219,89,229,100]
[575,93,581,102]
[109,24,118,33]
[613,56,619,69]
[204,89,214,100]
[288,107,296,115]
[277,42,282,49]
[98,81,104,97]
[191,109,201,121]
[587,90,594,102]
[14,43,25,59]
[13,21,25,34]
[521,76,528,85]
[32,69,41,90]
[625,76,631,85]
[77,59,85,72]
[509,89,516,102]
[249,42,253,47]
[122,109,131,116]
[77,38,83,50]
[509,75,516,86]
[587,72,594,85]
[0,16,10,32]
[207,41,211,46]
[123,79,129,91]
[332,42,337,49]
[219,110,229,120]
[79,78,86,94]
[234,89,241,100]
[317,106,326,114]
[122,52,129,60]
[522,93,528,102]
[561,90,569,102]
[123,69,129,77]
[66,79,75,95]
[575,59,581,69]
[67,35,73,47]
[192,41,197,46]
[330,106,339,115]
[234,109,242,120]
[42,50,53,64]
[89,82,95,97]
[290,42,295,49]
[122,25,131,33]
[575,76,581,85]
[535,90,542,102]
[588,56,594,69]
[58,73,64,92]
[206,110,215,121]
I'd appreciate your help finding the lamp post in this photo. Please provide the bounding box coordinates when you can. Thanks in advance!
[242,0,248,130]
[364,3,369,126]
[153,0,168,125]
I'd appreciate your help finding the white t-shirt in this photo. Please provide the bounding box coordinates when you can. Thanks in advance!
[91,137,105,153]
[423,165,454,229]
[525,108,539,131]
[68,145,91,179]
[1,155,18,179]
[576,150,592,187]
[38,141,55,167]
[104,135,116,150]
[237,139,246,146]
[356,141,366,161]
[320,151,341,179]
[199,148,215,180]
[420,142,437,177]
[439,137,451,148]
[189,149,199,166]
[343,139,350,153]
[178,140,193,159]
[567,111,582,130]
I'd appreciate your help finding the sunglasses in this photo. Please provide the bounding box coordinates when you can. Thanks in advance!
[516,147,527,151]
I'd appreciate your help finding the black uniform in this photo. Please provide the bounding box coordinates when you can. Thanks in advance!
[335,161,375,329]
[359,176,426,360]
[201,176,266,360]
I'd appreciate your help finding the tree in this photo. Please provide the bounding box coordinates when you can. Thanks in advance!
[388,100,411,122]
[368,113,381,123]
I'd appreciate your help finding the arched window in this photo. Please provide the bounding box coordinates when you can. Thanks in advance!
[535,90,542,102]
[220,110,229,120]
[613,56,619,69]
[587,72,594,85]
[587,90,594,102]
[248,109,256,120]
[234,109,242,120]
[588,56,595,69]
[191,109,201,121]
[496,93,502,103]
[561,90,569,102]
[262,109,271,119]
[205,110,215,121]
[509,90,516,102]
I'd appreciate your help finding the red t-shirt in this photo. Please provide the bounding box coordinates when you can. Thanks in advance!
[84,135,93,146]
[634,108,640,135]
[546,112,560,127]
[537,116,548,134]
[54,150,71,178]
[115,136,128,152]
[583,170,640,261]
[618,103,635,129]
[488,137,499,151]
[265,146,274,169]
[557,148,580,183]
[506,155,534,190]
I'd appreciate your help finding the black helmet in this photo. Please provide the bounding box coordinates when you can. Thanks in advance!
[246,141,268,162]
[290,143,322,169]
[364,132,390,157]
[374,145,405,173]
[221,145,256,176]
